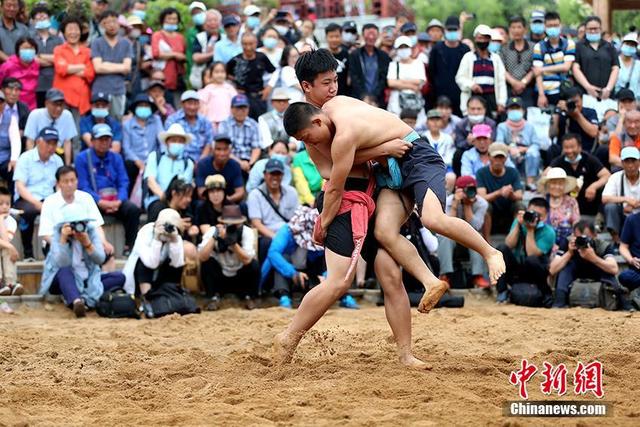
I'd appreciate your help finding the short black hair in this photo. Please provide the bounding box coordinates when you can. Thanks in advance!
[436,95,452,108]
[98,10,119,23]
[0,186,10,197]
[584,16,601,26]
[362,23,378,33]
[561,133,582,146]
[544,11,561,22]
[159,7,181,25]
[270,140,290,152]
[509,16,526,27]
[400,108,418,120]
[1,77,21,89]
[573,220,596,234]
[14,37,38,56]
[56,165,77,181]
[468,95,487,109]
[561,86,581,100]
[30,5,50,19]
[283,102,321,137]
[325,23,341,35]
[294,48,337,85]
[528,196,549,212]
[60,15,84,35]
[165,177,193,203]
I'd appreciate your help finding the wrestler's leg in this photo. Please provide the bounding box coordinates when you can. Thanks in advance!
[273,248,355,364]
[374,188,447,313]
[419,189,505,303]
[374,248,431,370]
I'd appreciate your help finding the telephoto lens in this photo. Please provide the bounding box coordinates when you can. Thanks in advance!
[163,223,176,234]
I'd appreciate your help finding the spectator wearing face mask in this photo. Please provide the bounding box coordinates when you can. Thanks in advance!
[268,10,300,46]
[242,5,263,35]
[79,92,123,152]
[30,5,63,109]
[258,88,293,150]
[341,21,358,52]
[452,96,496,176]
[615,33,640,100]
[151,8,186,107]
[386,35,426,122]
[0,37,39,111]
[185,1,207,80]
[189,10,221,91]
[257,26,283,69]
[125,14,150,98]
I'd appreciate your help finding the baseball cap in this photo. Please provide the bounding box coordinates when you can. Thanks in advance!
[488,142,509,158]
[180,90,200,102]
[394,35,413,49]
[231,94,250,108]
[188,1,207,12]
[426,19,444,31]
[531,10,545,23]
[222,15,240,27]
[342,21,357,32]
[427,109,442,119]
[146,80,165,91]
[92,123,113,139]
[617,88,635,101]
[417,32,432,43]
[205,174,227,190]
[38,126,59,142]
[444,16,460,30]
[400,22,417,34]
[271,87,290,101]
[472,124,492,139]
[473,24,493,37]
[455,175,477,189]
[243,5,260,16]
[621,146,640,161]
[506,97,524,108]
[622,32,638,44]
[46,88,65,102]
[264,158,285,174]
[91,91,110,103]
[214,134,232,143]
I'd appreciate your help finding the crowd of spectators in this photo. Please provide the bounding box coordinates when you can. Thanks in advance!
[0,0,640,317]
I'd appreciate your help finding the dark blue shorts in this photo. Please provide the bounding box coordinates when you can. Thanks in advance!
[400,135,446,215]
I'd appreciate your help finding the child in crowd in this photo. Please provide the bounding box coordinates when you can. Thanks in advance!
[198,62,237,131]
[0,187,22,296]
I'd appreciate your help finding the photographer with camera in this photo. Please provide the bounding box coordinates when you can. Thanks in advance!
[437,176,489,288]
[198,205,258,311]
[122,209,186,307]
[39,204,126,318]
[496,197,556,305]
[549,220,625,309]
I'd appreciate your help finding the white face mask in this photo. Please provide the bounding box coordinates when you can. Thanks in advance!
[396,48,412,60]
[468,114,485,124]
[342,32,356,44]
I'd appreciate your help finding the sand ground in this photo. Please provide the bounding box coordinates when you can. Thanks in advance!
[0,296,639,426]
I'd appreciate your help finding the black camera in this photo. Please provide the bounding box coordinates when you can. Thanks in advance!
[69,221,87,233]
[163,223,176,234]
[523,210,540,225]
[567,100,577,112]
[464,186,477,199]
[575,235,593,249]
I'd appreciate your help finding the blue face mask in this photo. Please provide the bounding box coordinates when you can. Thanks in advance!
[262,37,278,49]
[488,41,501,54]
[531,23,545,35]
[92,108,109,119]
[19,49,35,63]
[192,12,205,27]
[507,110,523,122]
[168,143,185,157]
[139,34,150,45]
[564,153,582,164]
[409,35,418,46]
[34,19,51,30]
[586,33,601,43]
[135,106,152,119]
[621,44,637,57]
[132,10,146,21]
[163,23,178,32]
[545,27,561,38]
[247,16,260,29]
[445,30,459,42]
[271,153,288,165]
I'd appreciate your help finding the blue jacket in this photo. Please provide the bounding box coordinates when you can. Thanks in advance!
[76,148,130,202]
[260,224,324,287]
[39,223,106,307]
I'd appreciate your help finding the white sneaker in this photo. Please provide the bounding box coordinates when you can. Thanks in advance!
[10,283,24,296]
[0,285,10,296]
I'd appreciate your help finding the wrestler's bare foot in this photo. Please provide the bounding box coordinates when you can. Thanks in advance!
[486,249,506,285]
[417,280,448,313]
[399,353,432,370]
[272,331,300,365]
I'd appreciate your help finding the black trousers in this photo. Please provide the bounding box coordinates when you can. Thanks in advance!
[201,257,259,298]
[0,161,14,198]
[258,236,271,264]
[247,92,267,121]
[14,198,40,258]
[124,160,141,197]
[134,257,184,296]
[496,244,551,296]
[101,200,141,248]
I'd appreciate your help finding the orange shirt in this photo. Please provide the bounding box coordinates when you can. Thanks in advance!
[609,132,640,160]
[53,43,95,114]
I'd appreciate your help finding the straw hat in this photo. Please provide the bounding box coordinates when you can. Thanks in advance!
[205,174,226,190]
[537,167,577,194]
[159,123,193,145]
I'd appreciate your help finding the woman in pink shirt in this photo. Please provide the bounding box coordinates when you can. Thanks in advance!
[0,37,40,110]
[198,62,237,130]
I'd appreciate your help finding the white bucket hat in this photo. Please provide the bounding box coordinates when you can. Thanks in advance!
[537,167,578,194]
[159,123,193,145]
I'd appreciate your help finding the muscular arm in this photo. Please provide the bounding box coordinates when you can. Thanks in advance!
[320,134,356,230]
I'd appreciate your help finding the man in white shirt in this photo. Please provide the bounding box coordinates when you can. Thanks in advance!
[257,88,294,150]
[602,146,640,241]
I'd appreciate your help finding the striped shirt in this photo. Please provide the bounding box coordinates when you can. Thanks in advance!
[472,54,495,94]
[532,37,576,95]
[218,116,261,161]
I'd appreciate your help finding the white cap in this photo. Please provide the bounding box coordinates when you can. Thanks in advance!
[473,24,493,37]
[394,35,414,49]
[621,146,640,161]
[188,1,206,12]
[243,5,261,16]
[623,32,638,44]
[491,28,505,41]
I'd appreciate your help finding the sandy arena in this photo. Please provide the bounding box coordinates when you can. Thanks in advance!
[1,296,639,426]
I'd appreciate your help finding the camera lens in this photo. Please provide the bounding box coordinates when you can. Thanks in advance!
[163,223,175,234]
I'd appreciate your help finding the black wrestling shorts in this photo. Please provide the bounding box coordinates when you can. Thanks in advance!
[316,177,379,264]
[400,135,447,214]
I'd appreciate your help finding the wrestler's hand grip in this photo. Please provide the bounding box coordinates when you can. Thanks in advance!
[313,218,325,245]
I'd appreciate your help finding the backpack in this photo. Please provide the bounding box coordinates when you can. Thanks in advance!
[630,287,640,310]
[569,279,618,310]
[145,282,200,318]
[395,62,425,113]
[510,283,544,307]
[96,288,140,319]
[142,147,189,205]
